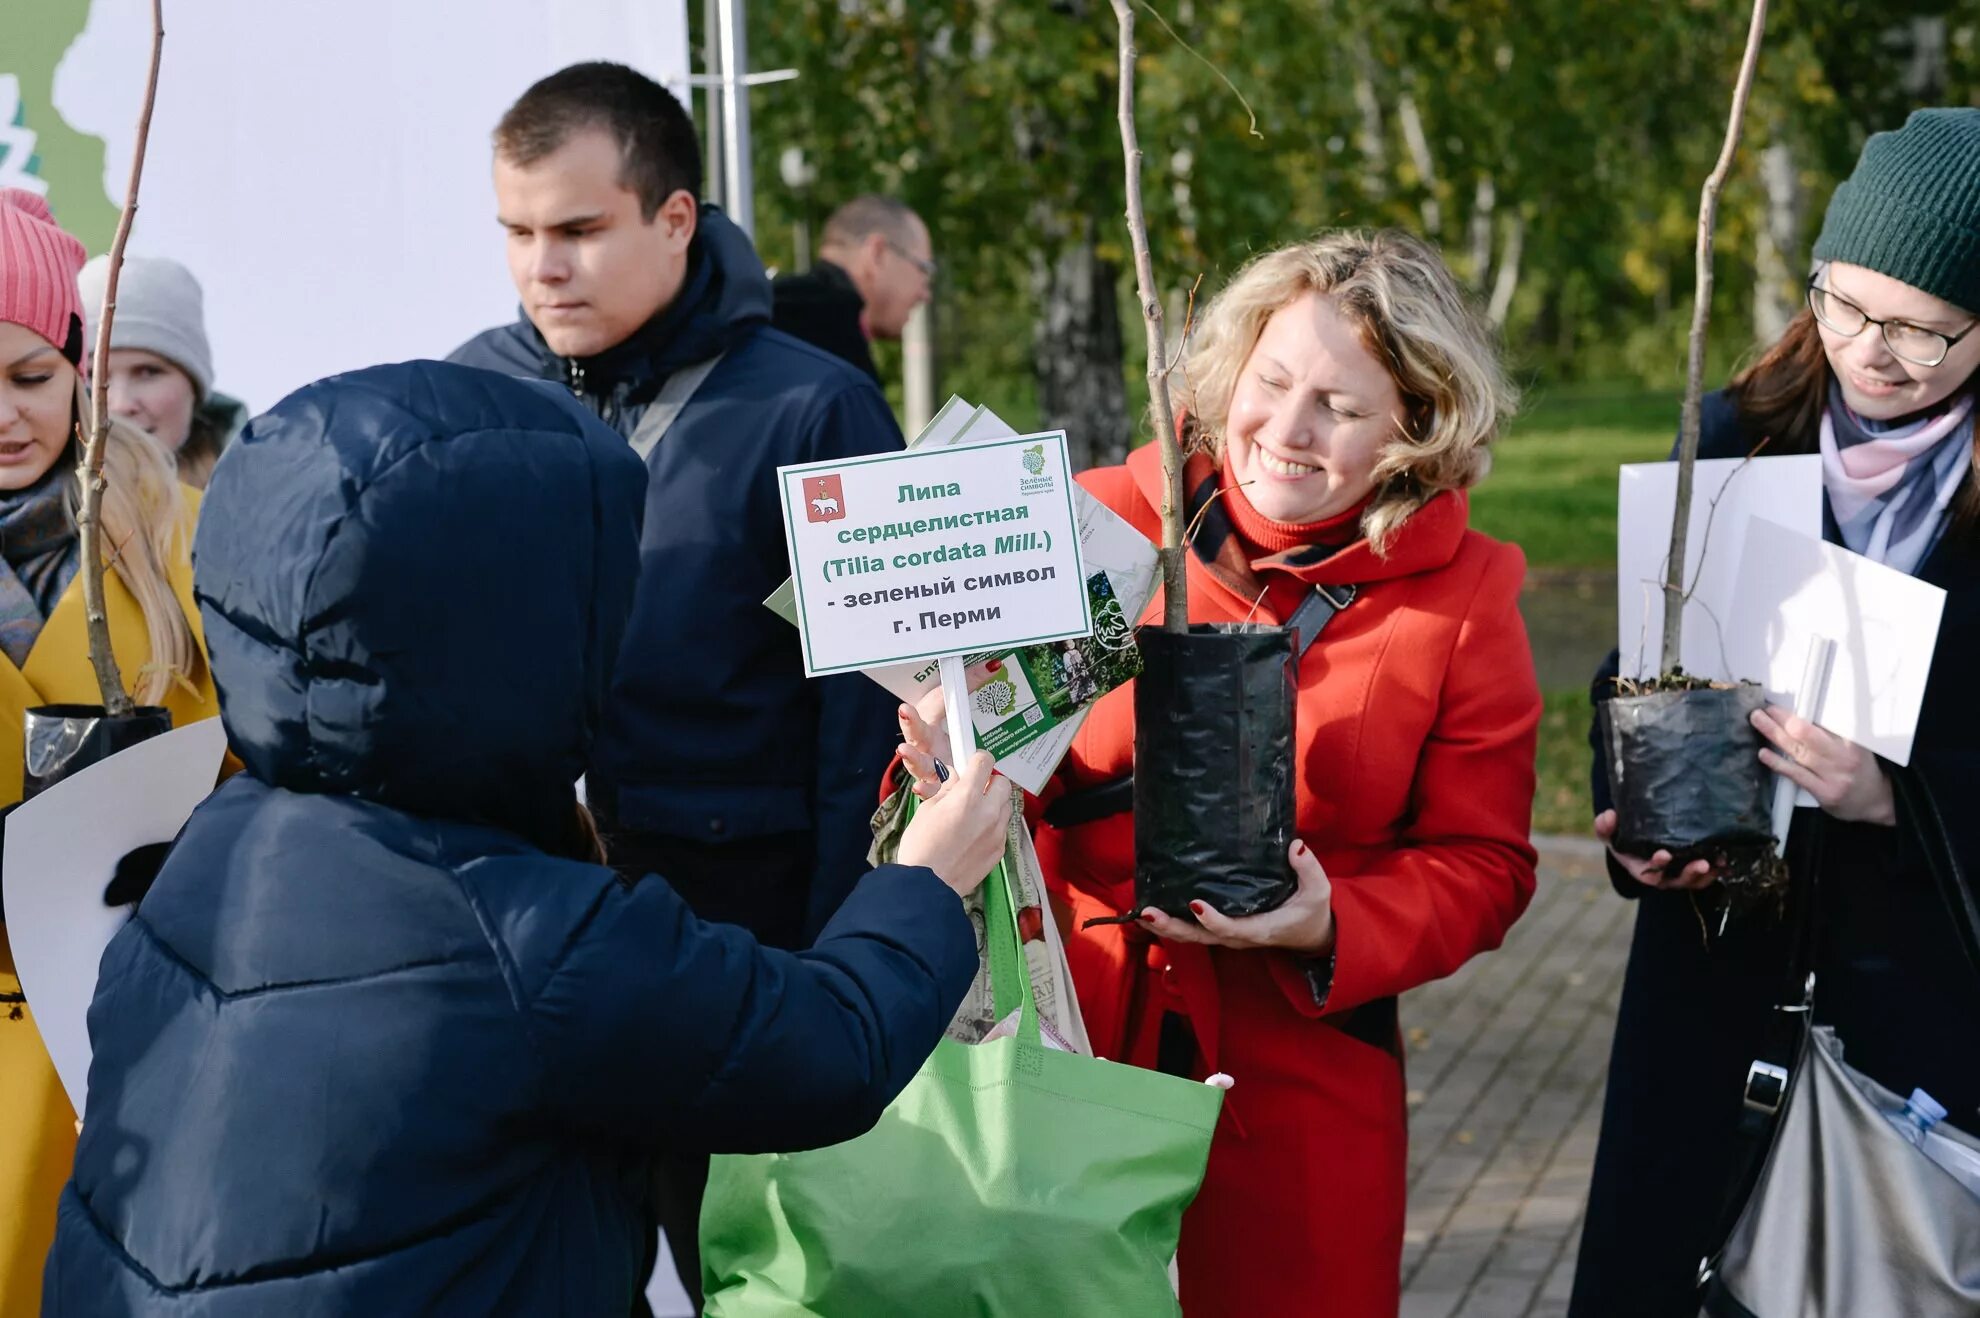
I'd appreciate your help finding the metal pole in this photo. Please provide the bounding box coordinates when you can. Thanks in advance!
[903,304,935,435]
[715,0,755,236]
[702,0,725,208]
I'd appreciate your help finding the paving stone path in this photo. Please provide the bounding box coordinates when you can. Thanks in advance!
[1398,836,1633,1318]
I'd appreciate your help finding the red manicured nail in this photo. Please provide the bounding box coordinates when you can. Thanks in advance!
[986,658,1003,673]
[1139,910,1156,923]
[1190,901,1207,916]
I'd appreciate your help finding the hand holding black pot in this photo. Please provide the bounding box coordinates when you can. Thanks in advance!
[1594,810,1719,891]
[1137,839,1335,955]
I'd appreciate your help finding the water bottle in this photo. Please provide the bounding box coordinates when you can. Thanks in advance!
[1891,1088,1949,1148]
[1888,1087,1980,1200]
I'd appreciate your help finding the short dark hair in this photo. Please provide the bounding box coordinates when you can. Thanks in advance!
[821,195,923,251]
[494,62,701,220]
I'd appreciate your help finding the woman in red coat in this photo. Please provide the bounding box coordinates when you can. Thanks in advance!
[903,230,1541,1316]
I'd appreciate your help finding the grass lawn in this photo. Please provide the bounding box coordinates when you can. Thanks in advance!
[1534,687,1599,838]
[1473,384,1685,838]
[1470,384,1681,572]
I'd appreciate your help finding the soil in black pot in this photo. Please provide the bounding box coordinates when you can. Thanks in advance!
[23,704,173,800]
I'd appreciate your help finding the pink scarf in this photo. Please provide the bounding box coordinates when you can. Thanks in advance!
[1818,384,1975,573]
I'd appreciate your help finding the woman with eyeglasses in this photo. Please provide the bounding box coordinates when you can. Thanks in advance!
[1572,108,1980,1316]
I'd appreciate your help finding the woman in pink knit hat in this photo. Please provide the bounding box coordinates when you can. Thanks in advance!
[0,189,220,1318]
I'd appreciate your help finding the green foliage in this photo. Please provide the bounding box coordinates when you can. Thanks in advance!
[1471,385,1681,569]
[733,1,1977,406]
[1534,685,1597,838]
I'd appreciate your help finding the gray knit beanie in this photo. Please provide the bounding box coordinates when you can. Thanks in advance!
[76,254,214,398]
[1813,108,1980,314]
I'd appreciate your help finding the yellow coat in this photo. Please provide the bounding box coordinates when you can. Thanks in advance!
[0,491,218,1318]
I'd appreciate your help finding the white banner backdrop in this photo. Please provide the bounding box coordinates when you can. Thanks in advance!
[47,0,691,415]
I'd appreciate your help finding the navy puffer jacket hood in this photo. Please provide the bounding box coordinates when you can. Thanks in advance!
[44,361,975,1316]
[192,360,644,851]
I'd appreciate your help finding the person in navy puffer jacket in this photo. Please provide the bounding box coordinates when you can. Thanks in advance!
[40,360,1007,1316]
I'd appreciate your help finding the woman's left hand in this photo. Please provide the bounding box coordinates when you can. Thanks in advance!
[1751,705,1896,826]
[1140,840,1335,954]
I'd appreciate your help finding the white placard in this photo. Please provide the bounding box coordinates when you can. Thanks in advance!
[779,433,1091,676]
[1617,454,1823,681]
[1726,517,1945,766]
[4,717,228,1114]
[764,402,1158,793]
[26,0,690,414]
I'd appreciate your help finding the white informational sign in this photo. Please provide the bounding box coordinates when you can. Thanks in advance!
[1727,517,1946,766]
[779,433,1092,677]
[3,717,228,1114]
[764,400,1158,794]
[30,0,690,413]
[1616,454,1822,681]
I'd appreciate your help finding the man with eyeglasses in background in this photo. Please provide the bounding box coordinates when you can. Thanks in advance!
[772,195,935,383]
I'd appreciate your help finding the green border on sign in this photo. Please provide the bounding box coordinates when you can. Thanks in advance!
[779,432,1092,676]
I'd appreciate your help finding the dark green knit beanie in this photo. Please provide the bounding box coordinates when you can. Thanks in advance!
[1814,107,1980,313]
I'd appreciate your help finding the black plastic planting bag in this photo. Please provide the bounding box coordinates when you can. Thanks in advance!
[23,704,173,800]
[1599,683,1772,862]
[1132,623,1298,922]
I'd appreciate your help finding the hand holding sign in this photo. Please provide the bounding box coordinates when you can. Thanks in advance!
[779,434,1093,897]
[896,750,1012,897]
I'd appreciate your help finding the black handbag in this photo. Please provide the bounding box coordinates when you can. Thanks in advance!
[1702,766,1980,1316]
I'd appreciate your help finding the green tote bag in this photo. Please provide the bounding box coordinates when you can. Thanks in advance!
[700,845,1223,1317]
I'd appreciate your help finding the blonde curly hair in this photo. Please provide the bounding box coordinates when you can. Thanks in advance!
[68,376,197,705]
[1173,229,1517,555]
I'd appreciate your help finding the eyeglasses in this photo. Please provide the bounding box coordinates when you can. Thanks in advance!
[1807,277,1976,368]
[887,240,937,281]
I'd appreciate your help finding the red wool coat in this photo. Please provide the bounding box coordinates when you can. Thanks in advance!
[1036,444,1541,1317]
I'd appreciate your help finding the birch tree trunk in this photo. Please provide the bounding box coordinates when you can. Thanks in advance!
[1032,228,1130,473]
[1753,135,1802,346]
[1396,89,1442,235]
[1468,174,1496,289]
[1486,212,1525,327]
[1351,35,1390,200]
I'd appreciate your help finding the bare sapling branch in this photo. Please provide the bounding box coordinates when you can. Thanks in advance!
[1662,0,1768,676]
[1109,0,1189,631]
[79,0,165,717]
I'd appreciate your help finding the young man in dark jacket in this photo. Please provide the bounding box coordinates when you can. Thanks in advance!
[451,64,901,954]
[447,63,915,1305]
[43,361,1009,1317]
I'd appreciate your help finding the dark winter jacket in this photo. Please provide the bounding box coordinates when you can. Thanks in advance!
[1572,387,1980,1317]
[771,259,880,382]
[450,207,905,940]
[42,361,975,1317]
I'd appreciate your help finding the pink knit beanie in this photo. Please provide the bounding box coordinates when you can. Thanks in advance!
[0,189,88,363]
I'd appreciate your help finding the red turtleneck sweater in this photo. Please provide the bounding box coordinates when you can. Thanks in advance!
[1221,454,1371,619]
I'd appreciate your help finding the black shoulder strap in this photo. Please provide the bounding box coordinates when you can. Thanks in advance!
[1888,761,1980,986]
[1701,815,1823,1289]
[1285,583,1357,658]
[1040,584,1357,832]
